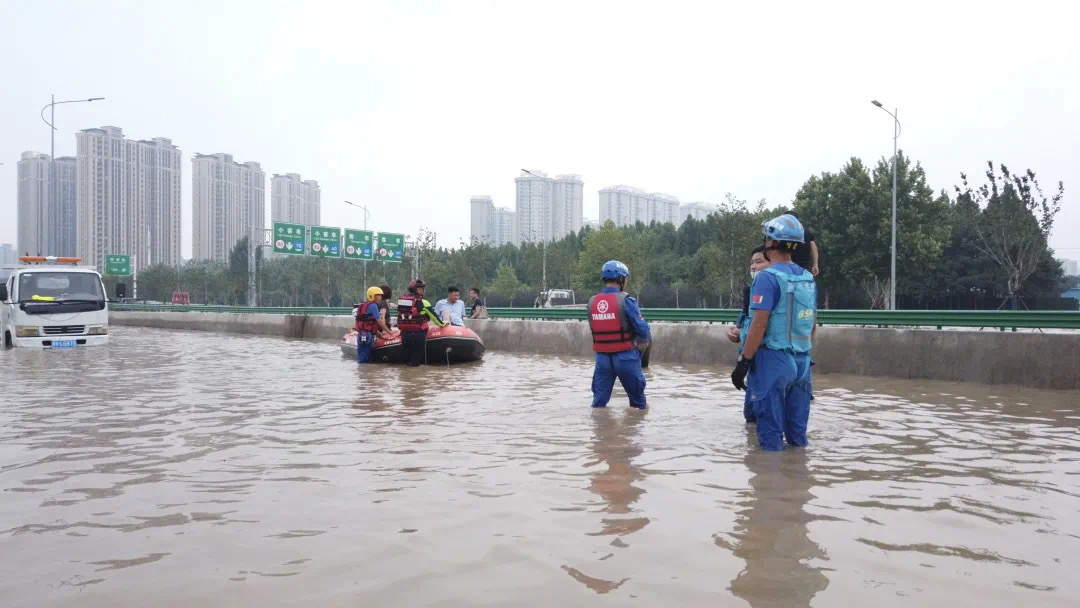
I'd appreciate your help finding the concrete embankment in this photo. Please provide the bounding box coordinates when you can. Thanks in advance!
[110,311,1079,390]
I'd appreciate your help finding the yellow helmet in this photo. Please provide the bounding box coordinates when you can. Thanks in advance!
[366,286,383,301]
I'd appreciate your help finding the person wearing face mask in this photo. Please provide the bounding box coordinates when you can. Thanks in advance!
[726,245,771,423]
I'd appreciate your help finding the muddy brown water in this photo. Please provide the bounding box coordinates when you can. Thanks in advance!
[1,327,1077,607]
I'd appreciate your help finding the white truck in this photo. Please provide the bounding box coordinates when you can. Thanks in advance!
[533,289,585,308]
[1,256,110,348]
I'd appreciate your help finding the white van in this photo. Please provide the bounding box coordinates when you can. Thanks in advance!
[1,256,110,348]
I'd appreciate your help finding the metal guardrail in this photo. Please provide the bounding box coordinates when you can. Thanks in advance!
[109,304,1080,330]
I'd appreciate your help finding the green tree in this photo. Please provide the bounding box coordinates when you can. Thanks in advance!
[487,263,524,306]
[794,152,951,307]
[956,162,1064,308]
[574,221,648,295]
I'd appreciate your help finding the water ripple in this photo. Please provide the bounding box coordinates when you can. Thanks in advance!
[0,327,1077,607]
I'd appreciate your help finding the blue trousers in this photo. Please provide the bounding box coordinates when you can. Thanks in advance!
[746,349,812,450]
[592,349,647,408]
[743,387,756,423]
[356,330,375,363]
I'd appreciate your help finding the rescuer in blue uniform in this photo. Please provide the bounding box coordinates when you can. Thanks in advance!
[726,245,771,424]
[355,286,390,363]
[731,215,817,450]
[588,260,652,409]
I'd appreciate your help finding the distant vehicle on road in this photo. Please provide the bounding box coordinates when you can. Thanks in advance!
[533,289,583,308]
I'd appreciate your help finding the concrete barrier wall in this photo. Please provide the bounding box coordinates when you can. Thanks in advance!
[110,312,1079,390]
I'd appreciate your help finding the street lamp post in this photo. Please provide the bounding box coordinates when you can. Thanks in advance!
[871,100,900,311]
[345,200,372,289]
[40,95,105,256]
[519,169,547,295]
[344,200,370,230]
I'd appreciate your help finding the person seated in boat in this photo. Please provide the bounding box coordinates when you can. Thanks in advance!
[354,286,392,364]
[434,286,467,327]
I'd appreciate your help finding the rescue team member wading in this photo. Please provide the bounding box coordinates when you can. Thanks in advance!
[354,286,391,363]
[396,279,446,367]
[731,214,817,451]
[588,260,652,409]
[725,245,771,424]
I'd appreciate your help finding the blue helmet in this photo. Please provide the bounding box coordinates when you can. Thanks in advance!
[601,260,630,280]
[761,214,805,244]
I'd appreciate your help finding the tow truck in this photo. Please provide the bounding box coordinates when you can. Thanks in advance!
[1,256,110,348]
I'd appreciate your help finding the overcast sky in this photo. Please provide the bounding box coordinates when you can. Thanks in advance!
[2,0,1077,260]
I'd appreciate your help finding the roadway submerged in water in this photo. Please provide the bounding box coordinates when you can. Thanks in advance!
[1,327,1077,607]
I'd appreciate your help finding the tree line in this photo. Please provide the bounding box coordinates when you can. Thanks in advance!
[119,152,1072,310]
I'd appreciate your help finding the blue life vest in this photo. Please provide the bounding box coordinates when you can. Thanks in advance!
[750,267,816,354]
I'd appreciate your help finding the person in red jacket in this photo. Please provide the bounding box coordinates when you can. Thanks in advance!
[588,260,652,408]
[396,279,445,367]
[354,286,390,363]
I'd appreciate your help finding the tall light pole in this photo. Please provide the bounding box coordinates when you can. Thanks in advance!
[40,95,105,255]
[519,169,547,295]
[344,200,370,230]
[871,100,900,311]
[344,200,371,289]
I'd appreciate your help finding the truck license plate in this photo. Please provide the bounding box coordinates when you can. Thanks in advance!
[51,340,76,348]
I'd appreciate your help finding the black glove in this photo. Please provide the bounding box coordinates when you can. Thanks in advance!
[731,355,752,391]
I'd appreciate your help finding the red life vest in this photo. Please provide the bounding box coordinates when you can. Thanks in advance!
[355,302,379,332]
[589,292,634,353]
[396,293,428,332]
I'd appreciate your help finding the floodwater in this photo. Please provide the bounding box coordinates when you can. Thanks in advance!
[1,328,1078,608]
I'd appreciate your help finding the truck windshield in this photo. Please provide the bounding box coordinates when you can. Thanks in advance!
[548,291,574,307]
[17,272,104,303]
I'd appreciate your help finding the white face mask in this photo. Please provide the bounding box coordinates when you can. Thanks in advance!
[750,270,760,281]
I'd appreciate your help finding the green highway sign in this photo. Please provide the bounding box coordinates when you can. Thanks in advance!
[376,232,404,263]
[104,254,131,276]
[309,225,342,258]
[272,222,306,255]
[344,229,374,260]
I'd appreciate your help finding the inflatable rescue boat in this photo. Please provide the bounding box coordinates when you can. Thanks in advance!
[340,325,485,364]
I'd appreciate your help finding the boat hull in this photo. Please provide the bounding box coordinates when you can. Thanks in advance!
[340,326,485,364]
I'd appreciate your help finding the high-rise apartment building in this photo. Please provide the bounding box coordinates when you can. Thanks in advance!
[515,170,551,243]
[469,195,517,246]
[551,174,584,240]
[598,186,681,228]
[493,207,517,247]
[514,170,583,243]
[16,152,77,257]
[76,127,182,273]
[271,173,320,226]
[52,156,77,257]
[1062,259,1079,277]
[678,201,717,224]
[0,243,16,266]
[192,153,266,261]
[16,152,49,257]
[470,195,496,244]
